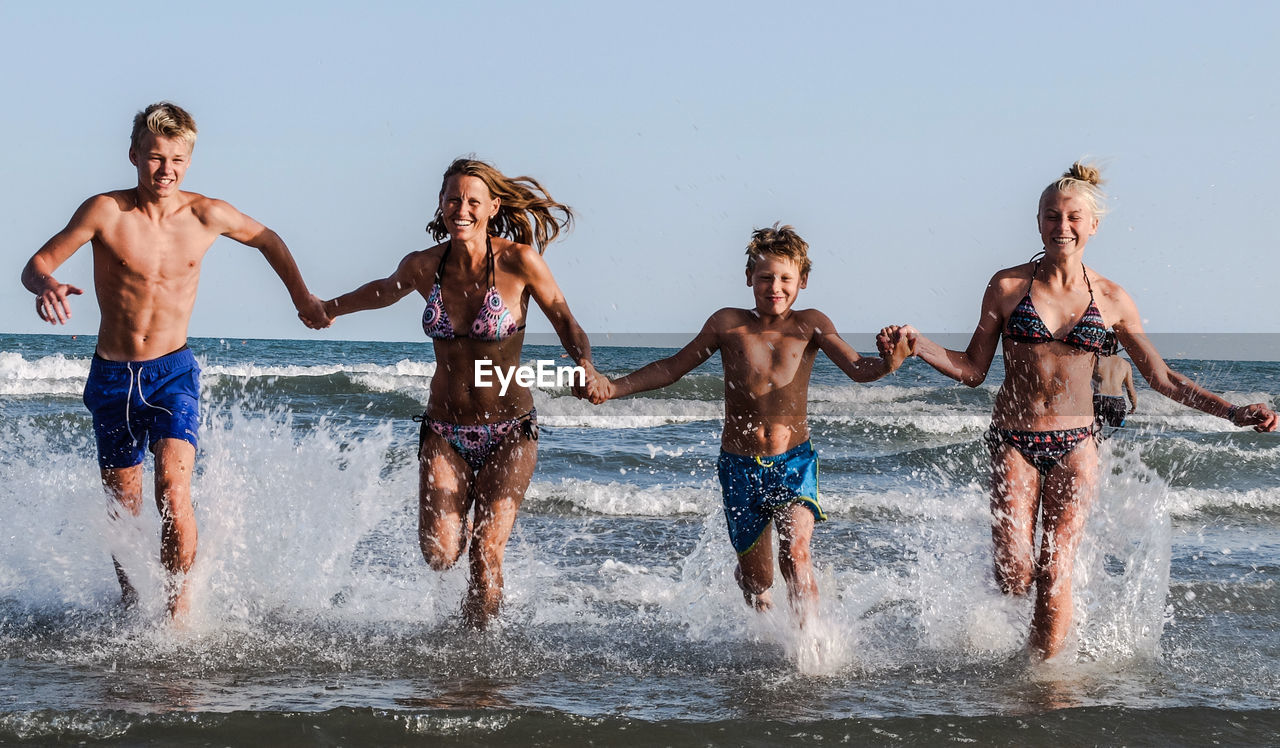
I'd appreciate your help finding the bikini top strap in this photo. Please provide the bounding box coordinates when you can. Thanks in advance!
[1026,254,1044,294]
[434,242,453,285]
[485,235,496,287]
[1081,263,1095,302]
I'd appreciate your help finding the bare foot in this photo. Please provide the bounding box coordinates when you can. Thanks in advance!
[748,588,774,612]
[734,566,773,612]
[167,575,192,626]
[461,588,497,630]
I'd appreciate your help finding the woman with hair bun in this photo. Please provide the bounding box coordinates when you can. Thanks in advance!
[884,162,1276,659]
[323,157,600,628]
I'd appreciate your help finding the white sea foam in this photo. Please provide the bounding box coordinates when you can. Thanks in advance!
[203,362,347,378]
[810,407,990,435]
[528,477,715,516]
[534,394,723,428]
[0,352,89,396]
[1165,486,1280,517]
[808,383,953,404]
[537,394,992,434]
[821,485,990,522]
[203,358,438,383]
[0,350,446,397]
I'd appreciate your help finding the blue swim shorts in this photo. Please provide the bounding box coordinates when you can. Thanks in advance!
[716,440,825,555]
[82,347,201,470]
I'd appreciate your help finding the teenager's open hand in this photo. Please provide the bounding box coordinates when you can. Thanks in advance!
[35,282,84,325]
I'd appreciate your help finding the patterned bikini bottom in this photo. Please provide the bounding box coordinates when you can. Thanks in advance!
[985,424,1099,476]
[415,409,538,471]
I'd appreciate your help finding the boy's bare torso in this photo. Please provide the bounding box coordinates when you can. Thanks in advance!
[88,189,227,361]
[714,308,820,456]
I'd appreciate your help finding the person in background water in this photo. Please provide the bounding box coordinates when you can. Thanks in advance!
[587,224,911,626]
[20,101,329,621]
[1093,353,1137,428]
[321,158,601,628]
[884,162,1276,659]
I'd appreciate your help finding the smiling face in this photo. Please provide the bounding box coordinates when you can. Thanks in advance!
[128,132,192,200]
[1037,188,1099,256]
[747,253,807,316]
[439,175,500,243]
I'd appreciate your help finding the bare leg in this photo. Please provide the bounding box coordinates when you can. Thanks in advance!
[462,427,537,629]
[1028,439,1099,660]
[735,524,776,612]
[988,440,1042,596]
[418,431,473,571]
[775,503,817,626]
[153,438,198,621]
[102,464,144,608]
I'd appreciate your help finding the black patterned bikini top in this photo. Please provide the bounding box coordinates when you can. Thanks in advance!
[1002,258,1108,353]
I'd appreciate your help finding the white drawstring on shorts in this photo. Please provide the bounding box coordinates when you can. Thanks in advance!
[124,361,174,443]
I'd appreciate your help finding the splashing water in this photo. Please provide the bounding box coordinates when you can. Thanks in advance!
[2,336,1277,741]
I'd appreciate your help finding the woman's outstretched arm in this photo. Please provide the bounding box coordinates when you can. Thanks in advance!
[891,275,1006,387]
[323,250,433,320]
[1112,286,1277,431]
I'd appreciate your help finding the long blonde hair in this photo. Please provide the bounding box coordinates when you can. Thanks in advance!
[426,158,574,253]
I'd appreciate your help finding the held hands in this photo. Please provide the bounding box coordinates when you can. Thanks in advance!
[876,324,918,370]
[572,364,615,405]
[296,293,332,330]
[1231,403,1279,432]
[34,281,84,325]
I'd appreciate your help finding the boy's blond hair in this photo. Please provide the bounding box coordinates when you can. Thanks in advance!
[130,101,198,151]
[745,222,811,277]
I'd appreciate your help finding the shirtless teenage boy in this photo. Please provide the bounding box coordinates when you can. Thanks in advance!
[21,101,329,619]
[587,224,910,623]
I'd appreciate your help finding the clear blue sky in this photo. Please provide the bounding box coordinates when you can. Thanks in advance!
[4,1,1277,344]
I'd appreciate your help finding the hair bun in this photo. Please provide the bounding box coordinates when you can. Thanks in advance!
[1064,161,1104,186]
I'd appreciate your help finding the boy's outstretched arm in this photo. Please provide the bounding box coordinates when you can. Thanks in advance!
[604,314,723,402]
[812,312,901,382]
[207,200,330,329]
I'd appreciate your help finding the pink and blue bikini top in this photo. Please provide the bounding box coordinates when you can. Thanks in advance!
[421,237,523,342]
[1002,258,1108,353]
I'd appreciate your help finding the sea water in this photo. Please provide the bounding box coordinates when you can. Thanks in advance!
[1,333,1277,744]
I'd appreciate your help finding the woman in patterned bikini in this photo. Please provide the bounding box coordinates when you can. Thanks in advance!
[323,158,600,627]
[885,162,1276,659]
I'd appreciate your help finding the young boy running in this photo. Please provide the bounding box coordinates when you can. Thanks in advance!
[587,224,909,622]
[20,101,329,620]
